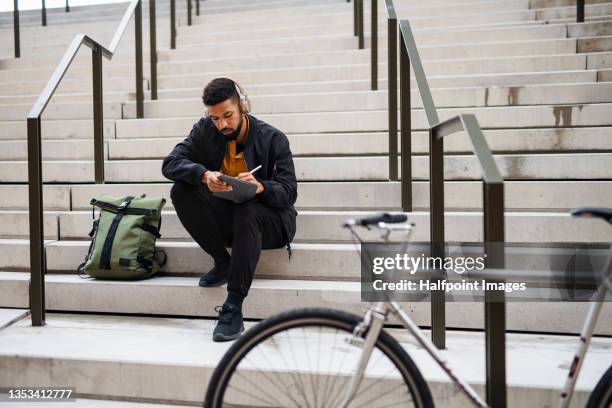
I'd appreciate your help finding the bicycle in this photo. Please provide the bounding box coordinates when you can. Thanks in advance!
[205,209,612,408]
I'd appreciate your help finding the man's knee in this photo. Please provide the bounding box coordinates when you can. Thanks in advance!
[170,181,195,204]
[233,202,259,226]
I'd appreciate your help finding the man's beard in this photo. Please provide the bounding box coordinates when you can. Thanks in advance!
[218,115,243,141]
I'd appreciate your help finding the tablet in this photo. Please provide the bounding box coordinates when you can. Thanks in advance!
[212,174,258,203]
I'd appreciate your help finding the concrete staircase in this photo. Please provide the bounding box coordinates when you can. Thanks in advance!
[0,0,611,406]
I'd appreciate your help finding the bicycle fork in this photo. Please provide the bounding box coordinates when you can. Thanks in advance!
[339,302,388,408]
[558,249,612,408]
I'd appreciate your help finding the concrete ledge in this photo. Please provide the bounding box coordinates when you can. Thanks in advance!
[0,274,611,335]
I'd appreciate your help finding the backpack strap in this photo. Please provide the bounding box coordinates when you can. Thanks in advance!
[99,196,135,270]
[90,198,157,216]
[140,223,161,238]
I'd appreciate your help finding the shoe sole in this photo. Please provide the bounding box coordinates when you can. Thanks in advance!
[198,278,228,288]
[212,325,245,342]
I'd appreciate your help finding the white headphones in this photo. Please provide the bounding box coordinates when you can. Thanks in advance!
[204,78,251,118]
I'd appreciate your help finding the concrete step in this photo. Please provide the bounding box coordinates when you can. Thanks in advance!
[190,5,537,32]
[154,54,593,88]
[4,102,608,141]
[108,127,612,158]
[579,35,612,53]
[157,41,585,75]
[176,18,569,46]
[0,205,610,243]
[1,127,610,160]
[0,101,123,121]
[600,68,612,81]
[0,76,147,97]
[7,83,612,122]
[0,152,610,182]
[0,62,150,83]
[154,35,592,68]
[174,19,607,46]
[536,2,612,20]
[0,91,138,106]
[0,308,28,331]
[114,104,612,137]
[1,277,612,337]
[1,180,609,212]
[122,84,612,119]
[80,180,612,212]
[0,119,115,141]
[155,70,600,99]
[0,313,609,406]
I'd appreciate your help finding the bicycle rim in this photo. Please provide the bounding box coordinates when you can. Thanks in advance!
[205,308,433,408]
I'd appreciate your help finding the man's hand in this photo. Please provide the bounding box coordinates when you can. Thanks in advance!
[202,171,233,192]
[237,171,264,194]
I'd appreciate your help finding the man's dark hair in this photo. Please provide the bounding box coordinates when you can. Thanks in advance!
[202,78,240,106]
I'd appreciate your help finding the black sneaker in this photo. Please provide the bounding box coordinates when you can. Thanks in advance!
[199,259,230,287]
[212,303,244,342]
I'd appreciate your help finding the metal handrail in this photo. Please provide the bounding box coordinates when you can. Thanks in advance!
[398,18,507,407]
[28,0,158,327]
[429,114,506,408]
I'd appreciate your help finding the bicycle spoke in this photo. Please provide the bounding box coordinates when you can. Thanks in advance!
[321,340,355,408]
[285,328,314,408]
[301,326,319,408]
[315,325,322,408]
[226,381,280,407]
[319,328,341,406]
[325,349,390,408]
[351,375,414,408]
[241,351,298,408]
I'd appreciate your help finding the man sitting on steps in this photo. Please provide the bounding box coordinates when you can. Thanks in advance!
[161,77,298,342]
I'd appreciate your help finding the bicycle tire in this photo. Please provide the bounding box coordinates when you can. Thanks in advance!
[587,364,612,408]
[205,307,434,408]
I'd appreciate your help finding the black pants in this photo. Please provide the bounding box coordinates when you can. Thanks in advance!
[170,181,287,297]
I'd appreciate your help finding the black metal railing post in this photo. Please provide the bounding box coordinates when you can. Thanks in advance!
[483,179,506,408]
[65,0,70,12]
[577,0,585,22]
[42,0,47,26]
[371,0,378,90]
[13,0,20,58]
[150,0,158,100]
[353,0,358,36]
[196,0,200,16]
[388,12,398,181]
[399,31,411,212]
[358,0,364,49]
[170,0,176,49]
[187,0,192,26]
[429,126,446,349]
[27,116,45,327]
[135,1,144,118]
[92,45,105,183]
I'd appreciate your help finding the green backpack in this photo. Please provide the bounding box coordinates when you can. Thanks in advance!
[77,194,167,280]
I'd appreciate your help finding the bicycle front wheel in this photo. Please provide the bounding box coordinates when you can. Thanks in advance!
[587,364,612,408]
[205,307,434,408]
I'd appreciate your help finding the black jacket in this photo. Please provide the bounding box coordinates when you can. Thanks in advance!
[161,114,298,252]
